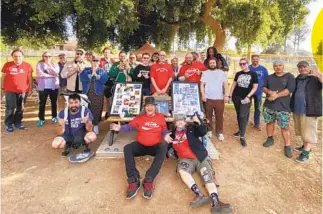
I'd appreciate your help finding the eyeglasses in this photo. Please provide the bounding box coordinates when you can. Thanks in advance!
[92,60,99,62]
[239,62,247,66]
[76,53,83,56]
[44,55,51,58]
[143,57,150,59]
[130,57,136,59]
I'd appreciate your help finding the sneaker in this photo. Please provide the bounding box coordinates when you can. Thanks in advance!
[295,151,309,163]
[293,145,304,153]
[142,179,153,199]
[211,201,233,213]
[68,151,95,163]
[240,137,247,147]
[93,125,99,135]
[217,133,225,141]
[190,195,210,207]
[14,123,25,130]
[284,146,293,158]
[6,126,14,133]
[233,131,240,137]
[52,117,58,124]
[37,120,45,127]
[263,137,274,147]
[207,131,213,139]
[126,180,141,199]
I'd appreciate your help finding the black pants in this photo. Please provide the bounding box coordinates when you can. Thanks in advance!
[38,89,58,120]
[232,96,251,138]
[124,141,167,183]
[5,92,27,127]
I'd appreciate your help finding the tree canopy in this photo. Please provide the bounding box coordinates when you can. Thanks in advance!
[1,0,312,52]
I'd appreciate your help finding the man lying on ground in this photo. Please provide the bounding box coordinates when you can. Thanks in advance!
[110,97,168,199]
[52,93,97,162]
[164,113,232,213]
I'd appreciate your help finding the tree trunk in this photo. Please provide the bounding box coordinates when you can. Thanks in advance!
[199,0,226,51]
[247,44,251,62]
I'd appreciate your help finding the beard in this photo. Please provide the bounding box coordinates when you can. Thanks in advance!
[70,106,79,113]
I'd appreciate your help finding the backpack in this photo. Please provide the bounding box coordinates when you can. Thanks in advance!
[63,105,86,121]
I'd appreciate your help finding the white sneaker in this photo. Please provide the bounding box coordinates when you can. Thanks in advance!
[217,133,225,141]
[207,131,213,139]
[93,125,99,134]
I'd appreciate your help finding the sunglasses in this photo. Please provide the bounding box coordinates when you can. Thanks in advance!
[92,60,99,62]
[76,53,83,56]
[239,62,247,66]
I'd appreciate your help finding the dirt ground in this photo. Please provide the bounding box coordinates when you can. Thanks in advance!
[1,101,322,214]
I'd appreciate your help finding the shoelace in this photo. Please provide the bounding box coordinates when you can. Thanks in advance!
[144,181,153,191]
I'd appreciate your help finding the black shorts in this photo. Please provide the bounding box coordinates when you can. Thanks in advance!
[104,86,113,98]
[61,129,86,146]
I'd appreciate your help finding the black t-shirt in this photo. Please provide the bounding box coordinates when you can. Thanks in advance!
[232,71,258,98]
[133,64,151,89]
[263,72,295,112]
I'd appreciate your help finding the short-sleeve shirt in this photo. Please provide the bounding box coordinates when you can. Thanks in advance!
[133,65,151,89]
[150,62,173,93]
[263,72,295,112]
[58,107,94,135]
[178,62,206,83]
[1,61,33,93]
[248,65,269,96]
[232,71,258,98]
[201,69,227,99]
[129,113,167,146]
[172,130,197,159]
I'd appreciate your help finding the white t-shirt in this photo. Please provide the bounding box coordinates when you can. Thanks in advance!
[200,69,227,100]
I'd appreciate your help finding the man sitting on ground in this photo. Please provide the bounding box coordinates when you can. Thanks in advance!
[52,94,97,162]
[164,113,232,213]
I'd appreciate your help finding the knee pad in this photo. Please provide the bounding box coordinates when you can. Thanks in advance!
[201,167,213,184]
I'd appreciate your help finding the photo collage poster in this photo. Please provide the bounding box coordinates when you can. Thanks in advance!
[172,82,202,116]
[110,82,143,116]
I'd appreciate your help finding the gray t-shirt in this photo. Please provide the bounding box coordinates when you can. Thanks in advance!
[201,69,227,99]
[263,72,295,112]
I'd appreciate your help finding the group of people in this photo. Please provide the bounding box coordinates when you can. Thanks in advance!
[1,46,322,213]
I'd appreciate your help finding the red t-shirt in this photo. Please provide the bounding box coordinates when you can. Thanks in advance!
[150,62,173,93]
[129,113,167,146]
[172,130,197,159]
[99,58,115,70]
[1,61,33,93]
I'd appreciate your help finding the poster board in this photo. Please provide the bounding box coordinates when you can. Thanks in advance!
[155,101,170,114]
[110,82,143,116]
[172,82,202,116]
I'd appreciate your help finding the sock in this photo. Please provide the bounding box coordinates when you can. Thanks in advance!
[190,184,203,196]
[210,192,219,207]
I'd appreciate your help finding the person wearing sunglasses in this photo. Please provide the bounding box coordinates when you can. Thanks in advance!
[150,52,159,65]
[80,56,108,134]
[35,52,60,127]
[61,48,87,93]
[133,52,151,96]
[262,60,296,158]
[1,48,33,132]
[229,58,258,147]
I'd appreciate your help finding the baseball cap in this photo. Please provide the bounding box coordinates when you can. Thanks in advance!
[297,61,309,67]
[144,97,156,106]
[76,48,86,54]
[273,59,284,65]
[58,53,66,57]
[173,113,186,121]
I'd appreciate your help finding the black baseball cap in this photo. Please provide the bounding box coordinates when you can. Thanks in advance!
[297,61,309,67]
[144,97,156,106]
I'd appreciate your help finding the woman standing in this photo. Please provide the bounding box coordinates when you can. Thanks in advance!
[36,52,60,127]
[204,47,229,71]
[80,56,108,134]
[229,58,258,147]
[200,58,229,141]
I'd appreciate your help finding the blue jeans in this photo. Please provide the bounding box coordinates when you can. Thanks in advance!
[253,94,262,127]
[142,88,151,96]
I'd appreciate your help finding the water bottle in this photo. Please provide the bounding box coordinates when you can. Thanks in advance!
[241,99,245,104]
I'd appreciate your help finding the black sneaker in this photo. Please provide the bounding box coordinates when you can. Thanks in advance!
[293,145,304,153]
[126,179,141,199]
[263,137,274,147]
[233,131,240,137]
[284,146,293,158]
[295,151,309,163]
[211,201,233,213]
[142,179,153,199]
[240,137,247,147]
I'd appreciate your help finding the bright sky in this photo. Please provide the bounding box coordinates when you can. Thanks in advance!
[299,0,323,51]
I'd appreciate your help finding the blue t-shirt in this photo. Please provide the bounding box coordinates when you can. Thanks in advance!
[248,65,268,96]
[293,76,308,115]
[58,107,94,135]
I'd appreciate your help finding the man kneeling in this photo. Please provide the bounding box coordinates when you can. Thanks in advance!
[52,93,97,162]
[165,113,232,213]
[110,97,168,199]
